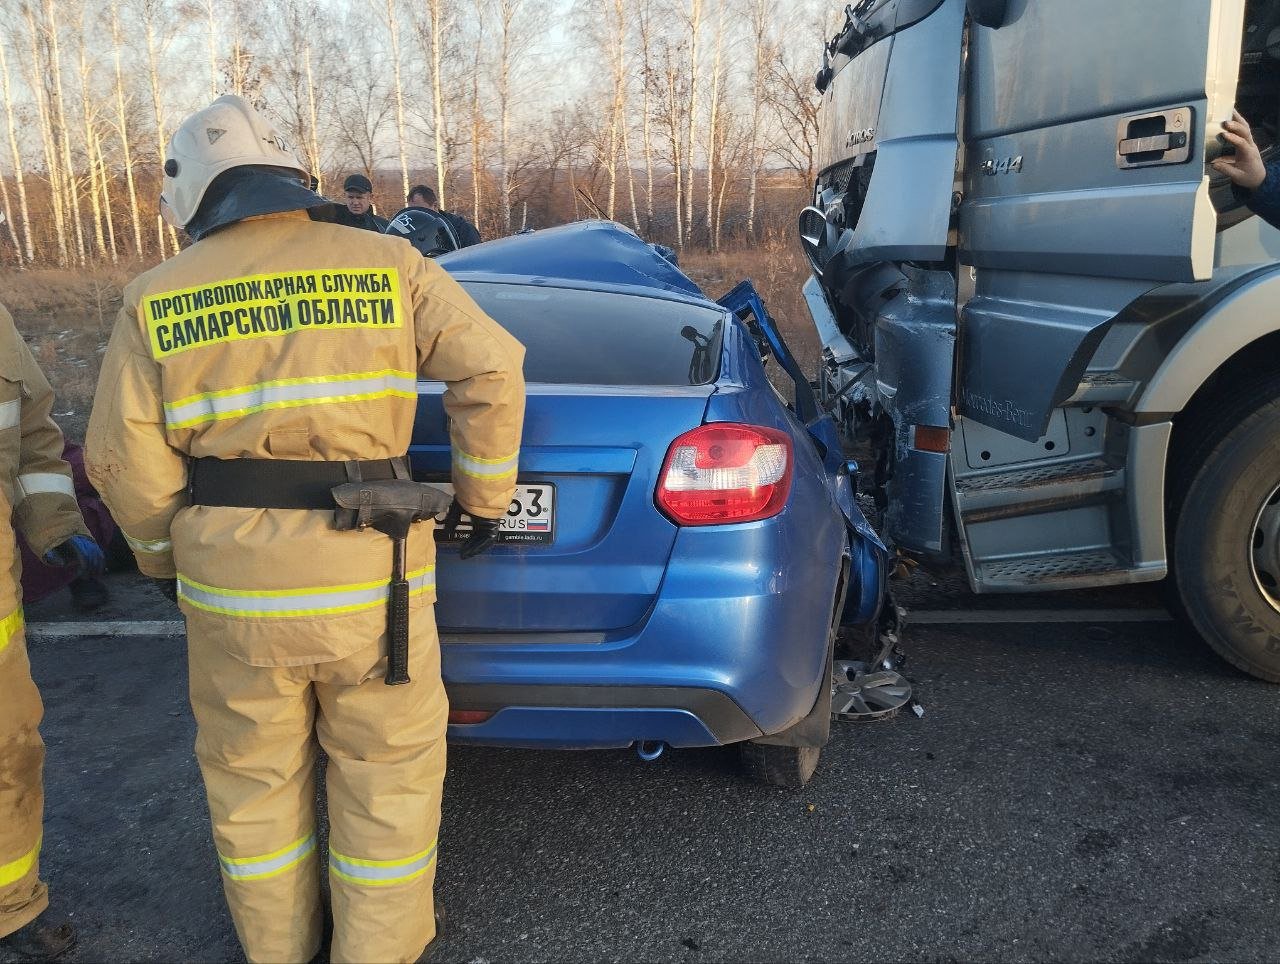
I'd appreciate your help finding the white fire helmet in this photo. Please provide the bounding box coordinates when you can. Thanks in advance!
[160,94,310,228]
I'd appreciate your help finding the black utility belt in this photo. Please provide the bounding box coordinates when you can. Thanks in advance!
[188,456,410,510]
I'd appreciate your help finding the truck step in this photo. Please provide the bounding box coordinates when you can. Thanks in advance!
[974,548,1135,592]
[955,458,1124,522]
[1066,371,1140,406]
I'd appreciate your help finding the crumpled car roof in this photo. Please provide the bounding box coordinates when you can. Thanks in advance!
[436,220,708,300]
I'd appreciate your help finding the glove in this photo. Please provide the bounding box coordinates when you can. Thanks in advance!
[440,499,502,560]
[43,534,105,577]
[154,579,178,603]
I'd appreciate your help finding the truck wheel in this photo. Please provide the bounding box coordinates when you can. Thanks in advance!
[1172,376,1280,682]
[738,742,821,789]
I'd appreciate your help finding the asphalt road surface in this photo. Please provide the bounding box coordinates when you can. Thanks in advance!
[4,573,1278,963]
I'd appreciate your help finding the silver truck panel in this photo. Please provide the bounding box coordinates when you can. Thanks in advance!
[819,0,965,269]
[958,0,1244,440]
[1138,266,1280,414]
[960,271,1152,440]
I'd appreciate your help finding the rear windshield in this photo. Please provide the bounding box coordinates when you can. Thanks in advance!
[460,282,724,386]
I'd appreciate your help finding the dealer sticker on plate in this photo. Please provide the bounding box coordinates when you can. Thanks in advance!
[432,482,556,546]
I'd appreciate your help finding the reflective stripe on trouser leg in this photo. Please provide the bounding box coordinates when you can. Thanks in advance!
[0,616,50,939]
[187,635,322,964]
[317,615,447,964]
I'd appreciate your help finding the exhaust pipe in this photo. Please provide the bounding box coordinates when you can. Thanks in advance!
[635,740,667,762]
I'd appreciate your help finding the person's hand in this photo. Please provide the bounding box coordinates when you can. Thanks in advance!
[1212,109,1268,190]
[43,535,105,577]
[440,499,502,560]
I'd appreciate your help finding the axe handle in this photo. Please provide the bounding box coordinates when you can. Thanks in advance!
[385,537,411,685]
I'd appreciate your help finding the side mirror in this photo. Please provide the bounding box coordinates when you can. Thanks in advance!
[966,0,1007,28]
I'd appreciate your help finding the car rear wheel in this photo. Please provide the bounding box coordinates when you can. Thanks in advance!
[738,742,821,788]
[1171,375,1280,681]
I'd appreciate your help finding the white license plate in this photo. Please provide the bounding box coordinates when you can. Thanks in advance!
[432,482,556,545]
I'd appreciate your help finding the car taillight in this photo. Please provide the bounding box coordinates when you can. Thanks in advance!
[656,423,793,525]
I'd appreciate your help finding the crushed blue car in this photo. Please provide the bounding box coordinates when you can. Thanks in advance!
[410,221,887,786]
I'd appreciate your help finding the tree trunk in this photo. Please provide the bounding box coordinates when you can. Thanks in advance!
[430,0,447,207]
[111,1,144,258]
[667,63,682,248]
[470,0,486,228]
[205,0,218,99]
[684,0,701,245]
[638,4,654,232]
[746,0,771,240]
[76,19,108,261]
[497,0,514,235]
[142,0,177,256]
[24,3,68,266]
[385,0,411,203]
[621,119,640,232]
[45,0,87,266]
[93,125,118,264]
[704,0,724,250]
[0,37,34,263]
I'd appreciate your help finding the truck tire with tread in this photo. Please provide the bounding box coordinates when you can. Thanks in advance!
[1171,374,1280,682]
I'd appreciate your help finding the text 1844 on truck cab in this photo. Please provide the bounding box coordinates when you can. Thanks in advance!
[800,0,1280,681]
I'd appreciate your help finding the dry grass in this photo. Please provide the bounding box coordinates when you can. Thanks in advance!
[0,263,144,440]
[0,235,819,443]
[680,231,820,375]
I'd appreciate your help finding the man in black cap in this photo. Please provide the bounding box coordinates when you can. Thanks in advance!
[335,173,389,232]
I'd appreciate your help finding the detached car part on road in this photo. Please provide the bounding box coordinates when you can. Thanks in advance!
[409,221,888,787]
[802,0,1280,681]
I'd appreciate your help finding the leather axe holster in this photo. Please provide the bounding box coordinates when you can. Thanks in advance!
[332,479,453,685]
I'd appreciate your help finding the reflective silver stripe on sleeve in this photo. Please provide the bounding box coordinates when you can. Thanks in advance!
[177,567,435,618]
[219,833,316,881]
[0,399,19,430]
[163,370,418,429]
[329,842,437,886]
[452,449,519,480]
[123,532,172,555]
[15,473,76,501]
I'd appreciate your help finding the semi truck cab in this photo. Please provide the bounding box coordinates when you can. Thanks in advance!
[801,0,1280,680]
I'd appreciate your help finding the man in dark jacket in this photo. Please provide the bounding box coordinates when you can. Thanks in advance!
[1214,109,1280,229]
[407,184,481,247]
[334,174,389,232]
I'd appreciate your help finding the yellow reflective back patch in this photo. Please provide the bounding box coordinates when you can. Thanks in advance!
[144,269,403,359]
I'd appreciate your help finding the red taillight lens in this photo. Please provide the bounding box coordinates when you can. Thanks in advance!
[655,423,794,525]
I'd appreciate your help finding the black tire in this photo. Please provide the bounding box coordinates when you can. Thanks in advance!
[1171,375,1280,682]
[738,742,821,789]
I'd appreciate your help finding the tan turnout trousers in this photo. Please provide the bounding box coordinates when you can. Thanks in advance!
[87,211,524,963]
[0,305,90,938]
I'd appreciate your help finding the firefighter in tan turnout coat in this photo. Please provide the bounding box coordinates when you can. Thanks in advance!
[0,305,103,961]
[86,95,524,963]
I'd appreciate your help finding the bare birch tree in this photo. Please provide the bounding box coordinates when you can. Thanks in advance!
[0,30,34,263]
[139,0,179,255]
[703,0,725,249]
[408,0,452,206]
[683,0,702,244]
[382,0,411,202]
[110,0,143,258]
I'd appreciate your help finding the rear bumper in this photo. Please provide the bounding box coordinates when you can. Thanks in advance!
[440,513,848,749]
[444,683,761,748]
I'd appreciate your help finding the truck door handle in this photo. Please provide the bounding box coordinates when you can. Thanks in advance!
[1119,131,1187,157]
[1116,107,1193,168]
